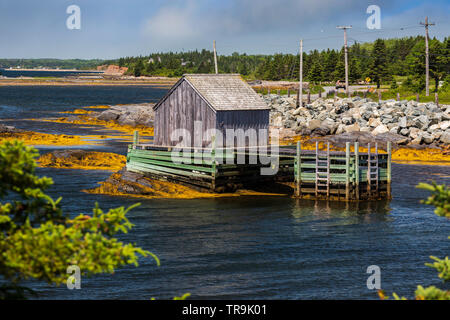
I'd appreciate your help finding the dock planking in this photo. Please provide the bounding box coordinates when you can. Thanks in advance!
[127,131,392,201]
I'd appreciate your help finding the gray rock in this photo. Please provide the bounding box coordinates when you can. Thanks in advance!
[307,119,321,130]
[422,133,434,144]
[440,131,450,144]
[372,124,389,135]
[97,109,121,121]
[344,123,360,133]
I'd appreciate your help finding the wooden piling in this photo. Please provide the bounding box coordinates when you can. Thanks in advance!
[326,142,330,198]
[345,142,350,201]
[354,141,359,200]
[287,88,290,97]
[367,143,371,196]
[307,91,311,104]
[296,141,301,197]
[378,90,382,102]
[133,130,139,146]
[277,89,280,96]
[211,136,216,191]
[435,92,439,107]
[315,141,319,198]
[387,141,392,199]
[416,93,420,102]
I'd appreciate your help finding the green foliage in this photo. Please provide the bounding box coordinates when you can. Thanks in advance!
[173,293,191,300]
[0,59,104,70]
[401,77,414,91]
[367,39,390,88]
[104,36,448,83]
[0,140,158,299]
[417,182,450,218]
[390,79,398,90]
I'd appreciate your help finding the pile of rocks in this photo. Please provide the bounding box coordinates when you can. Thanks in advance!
[266,95,450,145]
[94,103,155,127]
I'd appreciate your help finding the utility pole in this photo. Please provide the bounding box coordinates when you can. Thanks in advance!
[213,40,218,74]
[299,39,303,107]
[420,17,435,96]
[337,26,352,96]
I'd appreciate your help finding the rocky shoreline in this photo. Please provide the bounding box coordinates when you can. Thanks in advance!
[266,95,450,146]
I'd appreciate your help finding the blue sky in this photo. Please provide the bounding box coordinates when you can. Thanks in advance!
[0,0,448,59]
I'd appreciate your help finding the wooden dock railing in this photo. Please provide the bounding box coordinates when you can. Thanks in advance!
[127,131,392,200]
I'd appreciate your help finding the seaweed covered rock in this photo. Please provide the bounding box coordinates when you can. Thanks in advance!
[38,150,126,170]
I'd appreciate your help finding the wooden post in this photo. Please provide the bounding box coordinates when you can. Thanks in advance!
[387,141,392,199]
[416,93,420,102]
[364,90,367,99]
[435,92,439,107]
[299,39,303,107]
[287,88,290,97]
[354,142,359,200]
[277,89,280,96]
[268,88,271,95]
[133,130,139,146]
[396,92,400,101]
[318,89,322,98]
[420,17,434,96]
[307,90,311,104]
[326,142,330,198]
[378,90,382,102]
[296,141,301,198]
[211,135,216,192]
[336,26,352,96]
[334,90,337,98]
[345,142,350,201]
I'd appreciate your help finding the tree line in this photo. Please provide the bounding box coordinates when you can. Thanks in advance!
[111,36,449,90]
[0,59,104,70]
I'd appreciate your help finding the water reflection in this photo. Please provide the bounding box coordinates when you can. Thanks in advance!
[291,199,391,223]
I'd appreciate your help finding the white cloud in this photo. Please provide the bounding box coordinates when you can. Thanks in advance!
[144,2,197,38]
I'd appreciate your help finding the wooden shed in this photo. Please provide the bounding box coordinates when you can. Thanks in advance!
[153,74,270,148]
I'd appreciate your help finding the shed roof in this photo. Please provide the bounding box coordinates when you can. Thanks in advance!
[154,74,269,112]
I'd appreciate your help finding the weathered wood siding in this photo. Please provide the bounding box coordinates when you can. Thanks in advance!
[154,79,269,147]
[216,110,269,146]
[154,80,216,147]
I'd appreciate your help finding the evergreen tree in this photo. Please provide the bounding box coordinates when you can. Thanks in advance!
[368,39,389,88]
[134,60,144,77]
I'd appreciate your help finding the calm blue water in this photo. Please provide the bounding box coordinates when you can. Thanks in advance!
[0,69,102,78]
[1,86,449,299]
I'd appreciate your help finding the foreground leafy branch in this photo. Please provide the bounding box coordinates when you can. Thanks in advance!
[0,140,158,299]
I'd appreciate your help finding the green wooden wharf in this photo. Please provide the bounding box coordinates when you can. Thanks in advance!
[126,131,392,201]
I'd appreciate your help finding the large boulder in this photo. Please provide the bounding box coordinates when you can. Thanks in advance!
[97,109,121,121]
[344,123,360,133]
[440,131,450,144]
[371,124,389,135]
